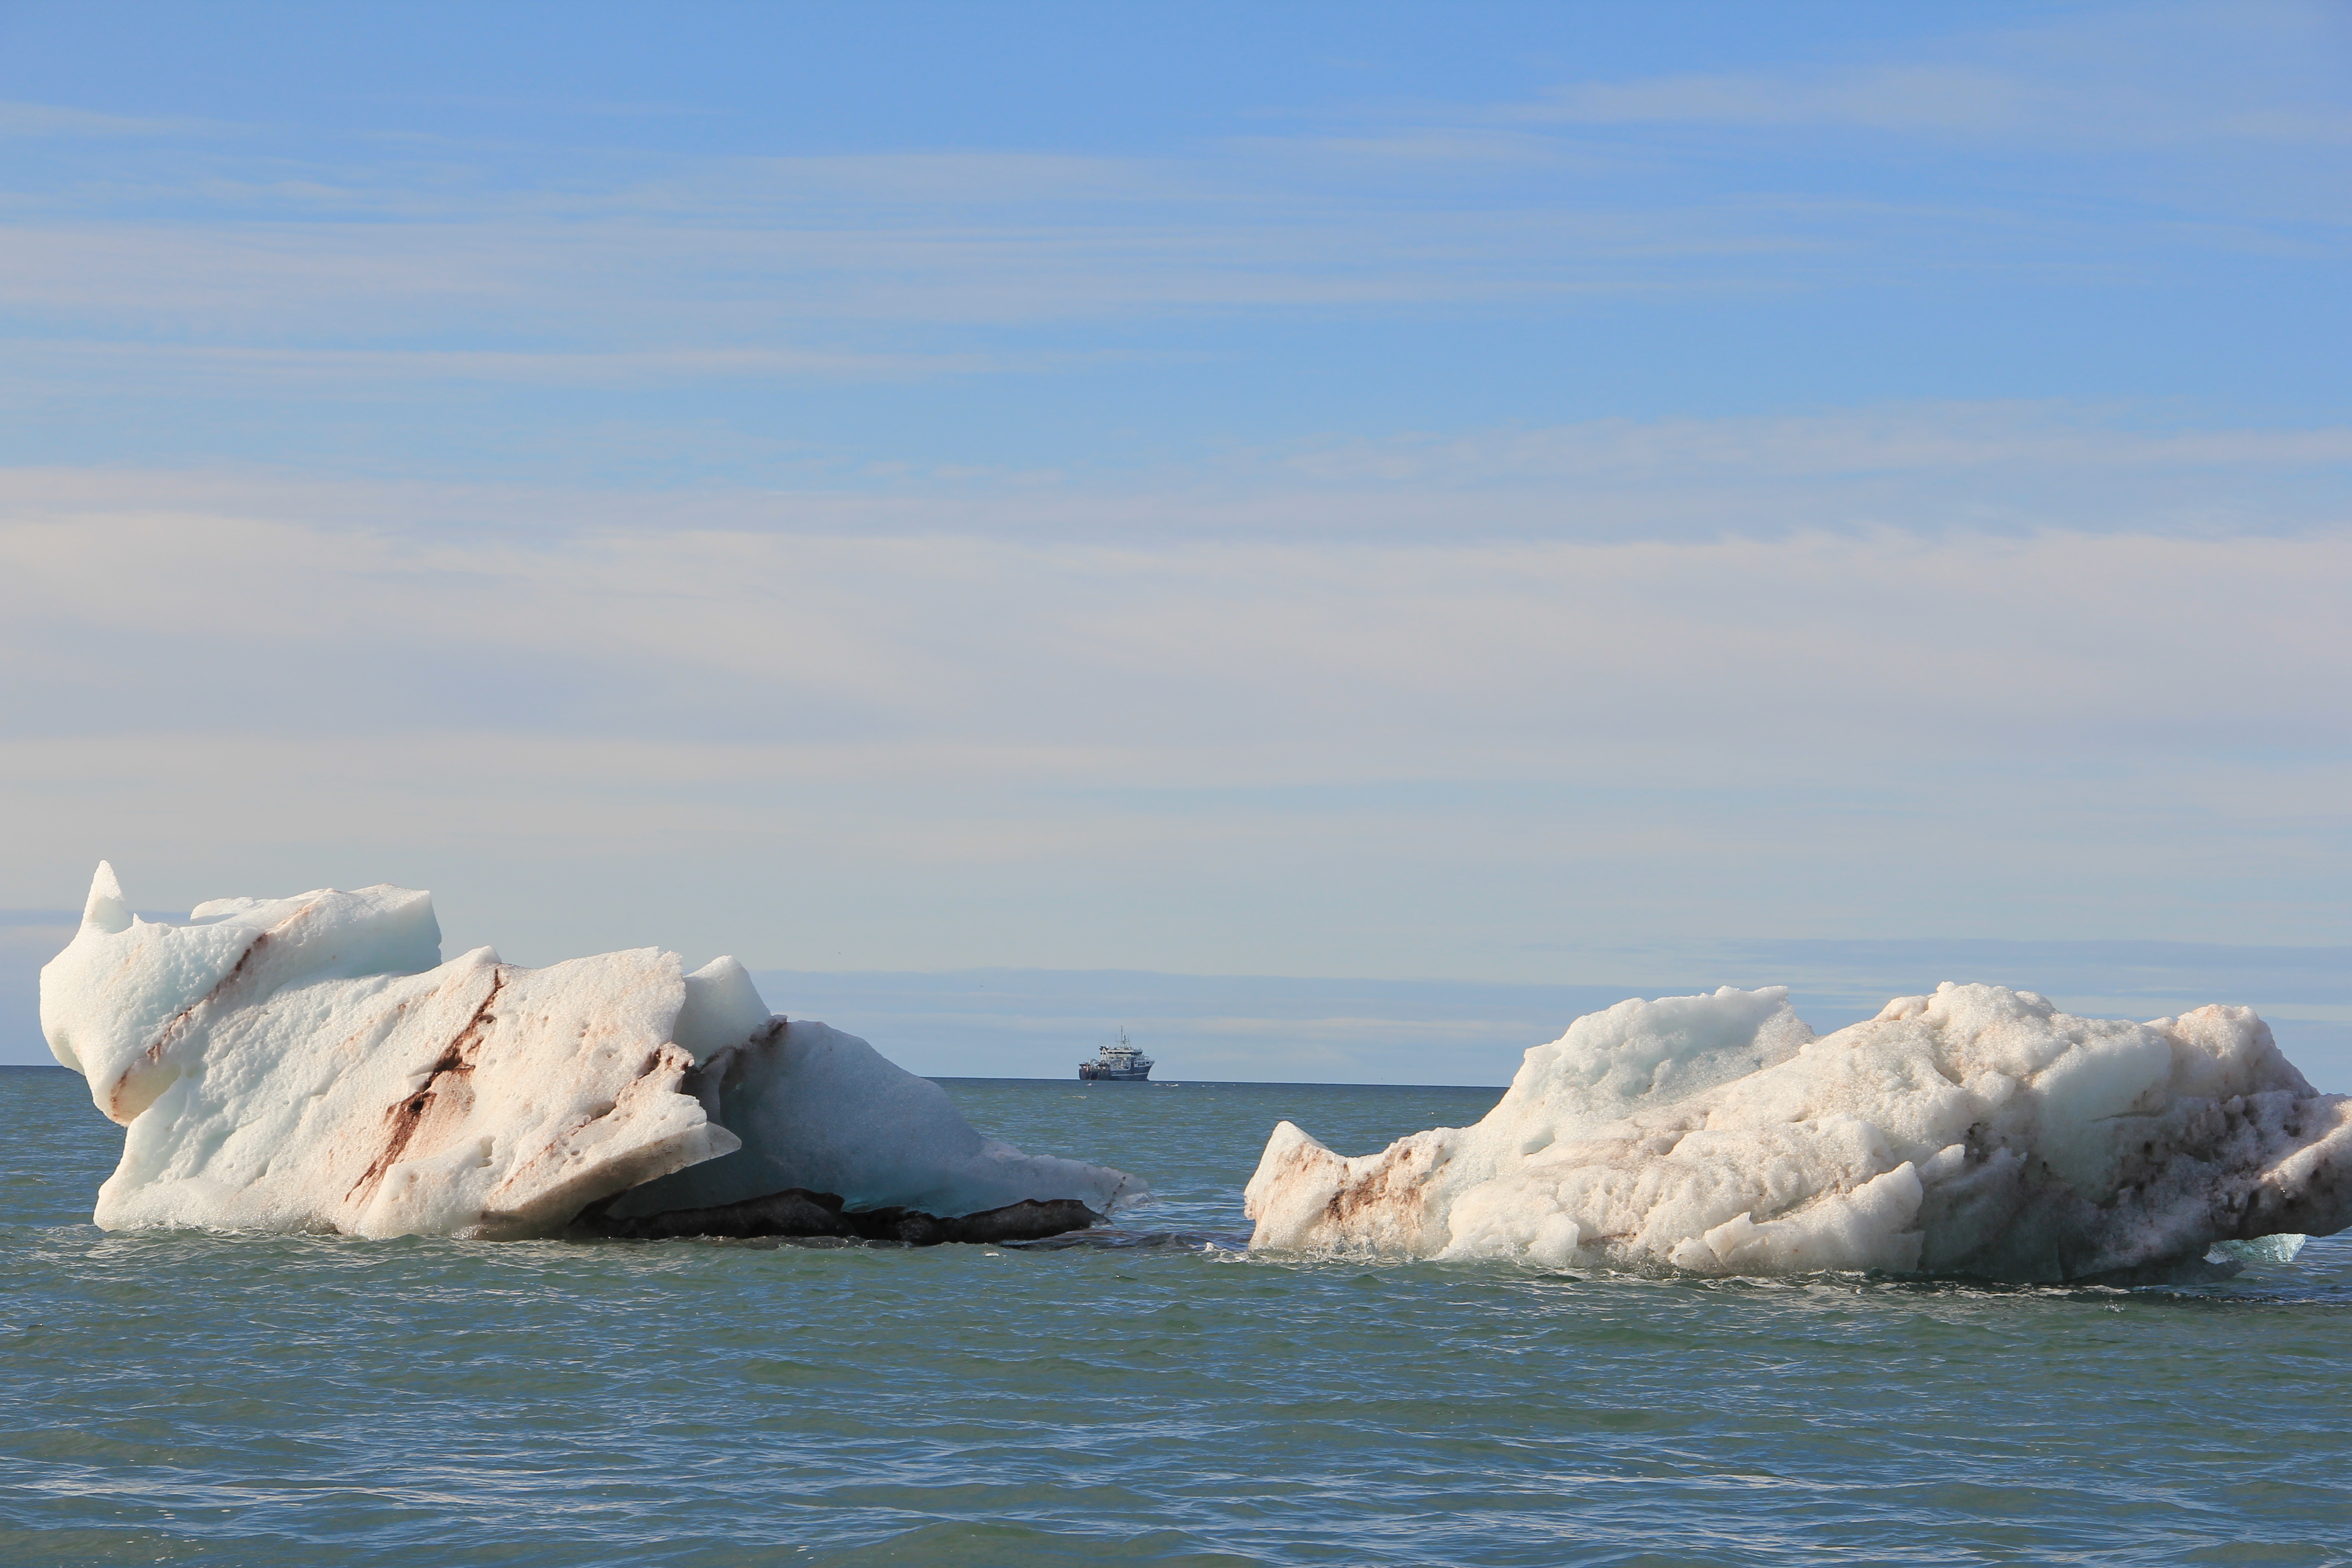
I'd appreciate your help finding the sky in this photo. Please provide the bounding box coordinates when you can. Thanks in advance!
[2,2,2348,1082]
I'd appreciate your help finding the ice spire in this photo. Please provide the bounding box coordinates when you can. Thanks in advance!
[81,861,131,935]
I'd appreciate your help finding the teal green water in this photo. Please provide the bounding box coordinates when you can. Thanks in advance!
[3,1066,2348,1566]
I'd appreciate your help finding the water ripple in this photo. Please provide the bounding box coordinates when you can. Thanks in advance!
[3,1071,2347,1565]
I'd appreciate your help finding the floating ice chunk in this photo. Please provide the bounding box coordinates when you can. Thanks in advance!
[1245,982,2352,1282]
[610,1018,1136,1220]
[69,930,730,1239]
[2212,1233,2307,1264]
[42,865,1134,1242]
[674,956,773,1063]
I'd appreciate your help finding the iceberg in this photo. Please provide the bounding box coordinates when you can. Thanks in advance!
[1244,984,2351,1281]
[40,864,1137,1242]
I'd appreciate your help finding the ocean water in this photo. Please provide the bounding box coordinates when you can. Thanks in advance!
[3,1067,2348,1567]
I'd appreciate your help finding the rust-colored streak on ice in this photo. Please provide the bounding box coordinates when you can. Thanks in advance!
[1321,1142,1430,1230]
[345,969,506,1207]
[108,925,290,1122]
[111,897,341,1123]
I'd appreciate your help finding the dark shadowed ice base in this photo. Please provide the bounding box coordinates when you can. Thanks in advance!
[577,1187,1102,1245]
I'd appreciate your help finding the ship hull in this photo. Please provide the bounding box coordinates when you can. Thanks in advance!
[1078,1066,1152,1081]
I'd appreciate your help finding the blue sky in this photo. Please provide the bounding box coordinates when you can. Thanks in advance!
[2,2,2348,1080]
[7,0,2349,476]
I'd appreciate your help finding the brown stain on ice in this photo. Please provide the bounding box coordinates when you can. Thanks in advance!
[1316,1140,1441,1240]
[345,968,506,1208]
[108,898,341,1120]
[108,926,284,1121]
[479,1040,705,1226]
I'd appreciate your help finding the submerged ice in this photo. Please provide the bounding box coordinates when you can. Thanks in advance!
[41,864,1135,1241]
[1245,984,2351,1281]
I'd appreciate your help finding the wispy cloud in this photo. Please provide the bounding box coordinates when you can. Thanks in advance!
[0,196,1841,337]
[6,399,2346,539]
[1275,406,2352,486]
[4,340,1024,387]
[8,479,2350,772]
[1520,63,2352,147]
[1521,67,2063,137]
[2,493,2346,977]
[0,100,224,139]
[1508,4,2352,149]
[358,92,727,122]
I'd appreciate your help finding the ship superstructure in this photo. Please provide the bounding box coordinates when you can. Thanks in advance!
[1078,1029,1154,1082]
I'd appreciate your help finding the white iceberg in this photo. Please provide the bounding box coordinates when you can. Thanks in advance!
[41,863,1136,1242]
[1244,983,2351,1281]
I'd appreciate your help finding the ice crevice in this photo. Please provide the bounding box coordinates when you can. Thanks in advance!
[40,863,1138,1243]
[1242,984,2352,1282]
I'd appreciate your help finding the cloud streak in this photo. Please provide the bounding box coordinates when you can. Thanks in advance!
[1512,4,2352,149]
[2,461,2345,987]
[0,100,223,139]
[11,397,2341,541]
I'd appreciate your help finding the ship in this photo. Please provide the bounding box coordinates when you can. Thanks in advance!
[1078,1028,1154,1082]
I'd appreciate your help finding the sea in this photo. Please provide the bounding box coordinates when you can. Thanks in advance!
[3,1065,2347,1567]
